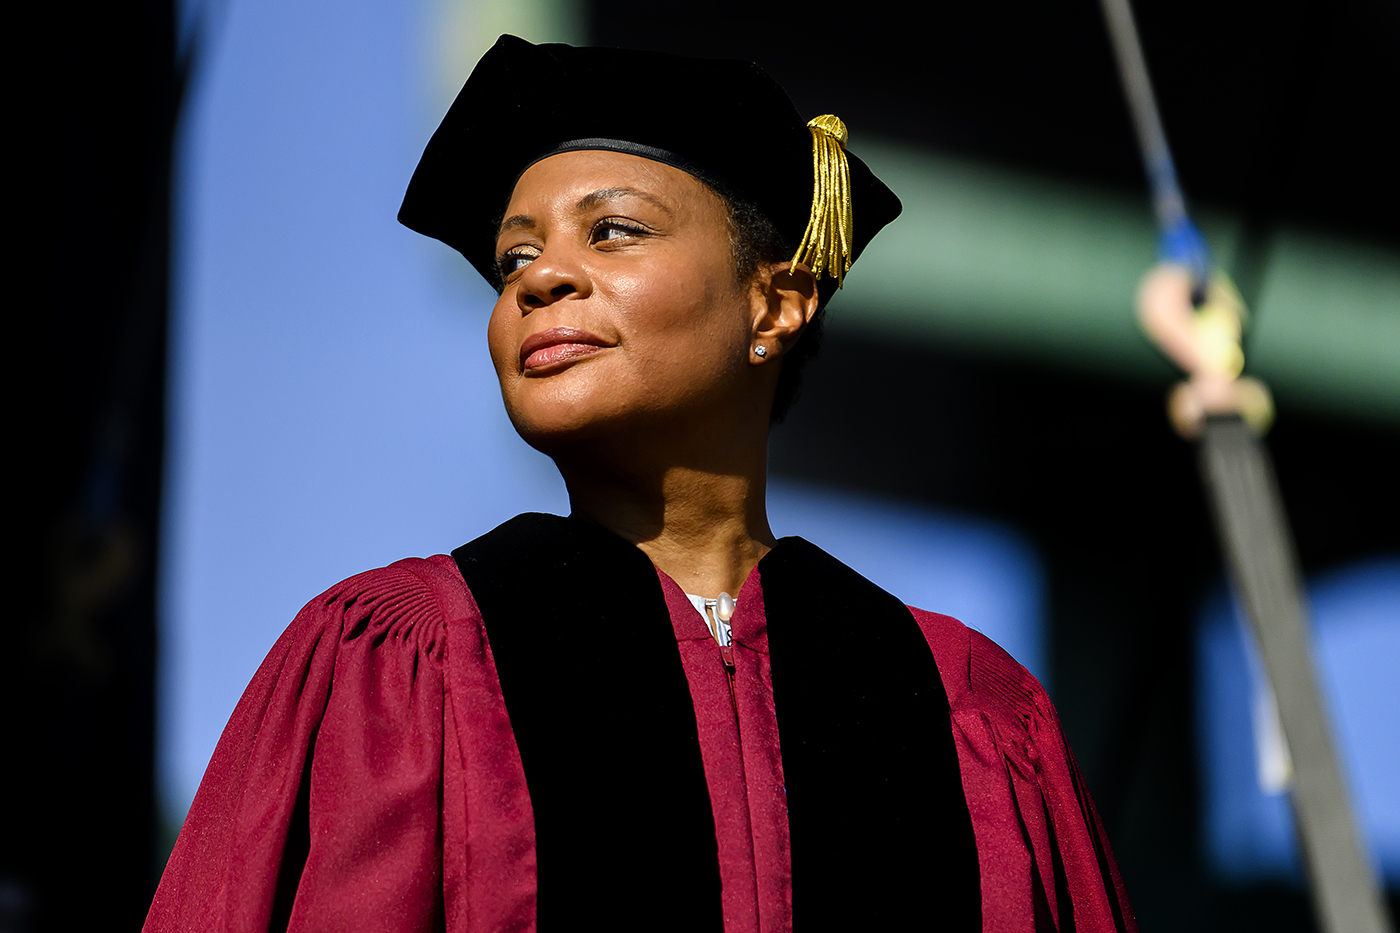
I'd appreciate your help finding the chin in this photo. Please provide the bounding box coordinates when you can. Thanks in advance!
[504,388,682,466]
[510,415,597,458]
[504,392,627,457]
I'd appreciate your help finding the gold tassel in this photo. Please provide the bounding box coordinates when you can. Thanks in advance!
[789,114,854,288]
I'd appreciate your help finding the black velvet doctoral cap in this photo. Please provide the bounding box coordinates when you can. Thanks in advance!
[398,35,902,293]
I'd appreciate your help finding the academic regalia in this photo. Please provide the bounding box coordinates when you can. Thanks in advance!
[145,514,1136,932]
[396,35,904,301]
[149,34,1137,933]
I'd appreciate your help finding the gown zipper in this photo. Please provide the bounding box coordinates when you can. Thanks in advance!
[719,641,737,709]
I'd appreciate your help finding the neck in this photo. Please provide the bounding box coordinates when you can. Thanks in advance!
[556,422,776,599]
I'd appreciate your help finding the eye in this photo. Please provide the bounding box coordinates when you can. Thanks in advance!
[591,219,650,246]
[496,246,540,281]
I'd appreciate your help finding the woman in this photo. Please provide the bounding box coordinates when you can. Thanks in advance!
[146,35,1136,933]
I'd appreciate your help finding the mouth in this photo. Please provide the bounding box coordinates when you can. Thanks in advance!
[519,326,613,373]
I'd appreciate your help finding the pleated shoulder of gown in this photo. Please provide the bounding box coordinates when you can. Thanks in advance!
[906,606,1051,733]
[145,554,470,933]
[908,607,1138,933]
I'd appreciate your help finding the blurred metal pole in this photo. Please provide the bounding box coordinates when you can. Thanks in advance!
[1198,416,1389,933]
[1097,0,1187,237]
[1097,0,1393,928]
[1097,0,1209,289]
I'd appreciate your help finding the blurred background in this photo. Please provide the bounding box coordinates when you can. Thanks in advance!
[7,0,1397,929]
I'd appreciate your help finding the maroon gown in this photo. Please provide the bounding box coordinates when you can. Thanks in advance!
[145,546,1136,933]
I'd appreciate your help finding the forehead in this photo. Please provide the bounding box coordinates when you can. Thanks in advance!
[504,149,721,215]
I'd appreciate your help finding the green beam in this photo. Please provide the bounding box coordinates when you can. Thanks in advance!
[839,141,1400,423]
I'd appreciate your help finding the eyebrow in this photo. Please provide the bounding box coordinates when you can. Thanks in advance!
[497,213,537,236]
[574,186,674,216]
[496,186,674,239]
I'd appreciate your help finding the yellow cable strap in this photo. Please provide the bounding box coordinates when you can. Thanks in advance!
[789,114,854,288]
[1192,273,1247,380]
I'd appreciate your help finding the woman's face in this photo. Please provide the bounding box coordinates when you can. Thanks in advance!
[488,149,764,456]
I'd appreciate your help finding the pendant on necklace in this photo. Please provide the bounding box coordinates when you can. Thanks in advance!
[716,591,736,623]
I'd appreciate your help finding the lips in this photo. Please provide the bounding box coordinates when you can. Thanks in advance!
[519,326,612,373]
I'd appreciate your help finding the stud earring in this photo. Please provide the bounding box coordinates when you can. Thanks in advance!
[754,345,768,358]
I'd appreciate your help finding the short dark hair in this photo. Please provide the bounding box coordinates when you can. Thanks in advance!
[720,193,825,424]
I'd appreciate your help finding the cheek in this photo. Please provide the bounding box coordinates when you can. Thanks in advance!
[613,259,745,368]
[486,295,517,380]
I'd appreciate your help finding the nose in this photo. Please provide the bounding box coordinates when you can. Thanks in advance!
[516,246,591,313]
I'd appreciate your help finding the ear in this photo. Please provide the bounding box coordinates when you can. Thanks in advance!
[749,261,819,361]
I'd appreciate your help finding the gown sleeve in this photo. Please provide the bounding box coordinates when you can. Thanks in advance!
[910,608,1139,933]
[144,558,453,933]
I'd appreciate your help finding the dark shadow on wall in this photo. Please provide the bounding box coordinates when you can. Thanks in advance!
[6,2,180,930]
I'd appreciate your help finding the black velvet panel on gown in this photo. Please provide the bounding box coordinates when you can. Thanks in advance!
[454,516,979,929]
